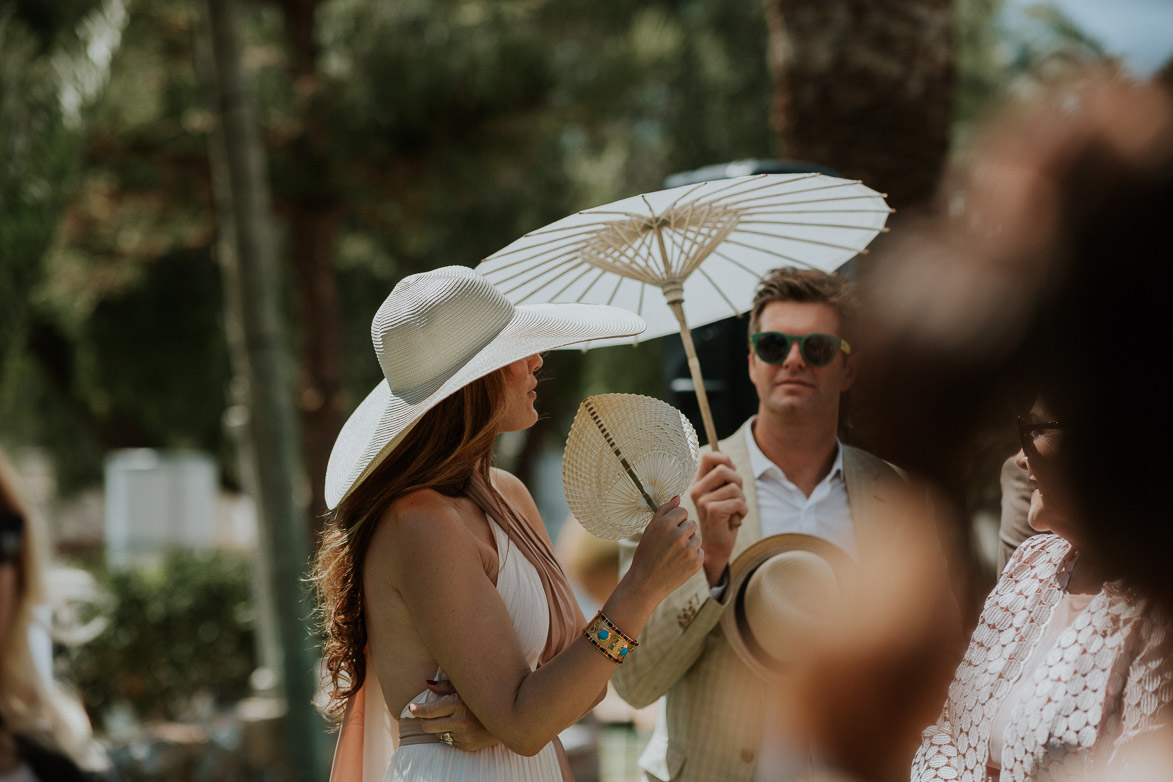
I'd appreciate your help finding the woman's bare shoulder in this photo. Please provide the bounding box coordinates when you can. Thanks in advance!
[491,467,527,497]
[491,469,538,514]
[368,489,478,569]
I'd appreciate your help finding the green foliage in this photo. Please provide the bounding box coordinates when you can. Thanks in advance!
[0,2,109,488]
[0,7,83,344]
[2,0,778,492]
[954,0,1113,146]
[317,0,774,426]
[77,248,230,451]
[3,0,99,52]
[67,551,257,728]
[17,0,1113,494]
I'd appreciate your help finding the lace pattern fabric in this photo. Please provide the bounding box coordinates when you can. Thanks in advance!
[912,535,1173,782]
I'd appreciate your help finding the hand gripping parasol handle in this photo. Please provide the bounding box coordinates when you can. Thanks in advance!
[584,400,659,513]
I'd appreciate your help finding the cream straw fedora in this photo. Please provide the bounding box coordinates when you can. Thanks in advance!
[720,533,851,680]
[324,265,646,509]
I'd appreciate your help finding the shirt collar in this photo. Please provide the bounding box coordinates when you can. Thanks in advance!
[745,416,846,484]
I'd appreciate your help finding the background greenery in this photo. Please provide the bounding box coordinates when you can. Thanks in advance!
[2,0,1113,497]
[0,1,1148,769]
[66,552,256,727]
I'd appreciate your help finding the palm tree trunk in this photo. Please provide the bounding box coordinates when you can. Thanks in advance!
[764,0,954,213]
[273,0,344,539]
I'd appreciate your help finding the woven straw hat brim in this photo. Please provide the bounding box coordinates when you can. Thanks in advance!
[325,302,644,509]
[720,533,851,681]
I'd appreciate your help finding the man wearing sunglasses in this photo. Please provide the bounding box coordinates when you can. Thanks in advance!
[614,267,919,782]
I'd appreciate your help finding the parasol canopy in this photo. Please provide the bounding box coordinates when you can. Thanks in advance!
[476,172,891,448]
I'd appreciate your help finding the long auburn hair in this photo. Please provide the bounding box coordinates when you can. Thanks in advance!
[312,368,510,721]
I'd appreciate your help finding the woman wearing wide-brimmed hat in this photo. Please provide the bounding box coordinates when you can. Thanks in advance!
[314,266,703,782]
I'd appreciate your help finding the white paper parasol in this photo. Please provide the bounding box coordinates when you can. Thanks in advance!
[562,394,699,540]
[475,173,891,448]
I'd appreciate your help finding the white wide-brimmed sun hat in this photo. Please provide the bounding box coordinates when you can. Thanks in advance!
[324,265,646,509]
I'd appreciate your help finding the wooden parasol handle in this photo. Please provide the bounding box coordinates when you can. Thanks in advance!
[666,294,743,529]
[667,299,721,453]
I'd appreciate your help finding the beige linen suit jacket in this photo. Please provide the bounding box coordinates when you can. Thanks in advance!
[613,418,913,782]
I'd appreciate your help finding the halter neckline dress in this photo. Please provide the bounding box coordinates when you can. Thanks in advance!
[386,510,563,781]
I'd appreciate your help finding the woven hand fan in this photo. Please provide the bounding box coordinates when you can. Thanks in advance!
[562,393,700,540]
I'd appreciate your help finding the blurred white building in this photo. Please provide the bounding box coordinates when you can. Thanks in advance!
[104,449,254,567]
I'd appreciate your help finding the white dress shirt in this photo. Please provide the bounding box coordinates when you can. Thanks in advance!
[744,418,857,559]
[743,417,856,782]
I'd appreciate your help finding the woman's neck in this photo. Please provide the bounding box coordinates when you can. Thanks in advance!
[1064,546,1112,595]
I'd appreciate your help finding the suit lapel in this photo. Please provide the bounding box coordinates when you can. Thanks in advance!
[843,445,886,555]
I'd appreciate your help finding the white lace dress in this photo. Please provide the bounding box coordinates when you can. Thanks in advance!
[912,534,1173,782]
[385,513,563,781]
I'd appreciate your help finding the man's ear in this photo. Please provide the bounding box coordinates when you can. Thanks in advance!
[841,352,859,392]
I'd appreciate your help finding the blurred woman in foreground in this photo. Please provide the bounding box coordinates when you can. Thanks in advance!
[911,400,1173,781]
[0,454,108,781]
[781,72,1173,782]
[314,266,702,782]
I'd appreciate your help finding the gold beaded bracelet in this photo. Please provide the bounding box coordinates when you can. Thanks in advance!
[583,611,638,663]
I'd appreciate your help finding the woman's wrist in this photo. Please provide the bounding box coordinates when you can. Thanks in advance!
[600,576,657,640]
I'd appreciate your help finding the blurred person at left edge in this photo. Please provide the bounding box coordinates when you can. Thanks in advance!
[0,453,111,782]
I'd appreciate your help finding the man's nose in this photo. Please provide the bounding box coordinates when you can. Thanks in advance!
[781,341,805,367]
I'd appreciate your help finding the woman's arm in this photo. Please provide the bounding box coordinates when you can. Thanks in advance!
[369,487,700,756]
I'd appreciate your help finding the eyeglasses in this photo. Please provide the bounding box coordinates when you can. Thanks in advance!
[0,511,24,567]
[1016,416,1063,458]
[750,332,852,368]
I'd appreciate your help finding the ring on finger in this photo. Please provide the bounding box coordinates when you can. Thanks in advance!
[440,731,454,746]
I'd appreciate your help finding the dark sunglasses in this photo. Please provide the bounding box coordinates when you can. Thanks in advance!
[750,331,851,368]
[1016,416,1063,458]
[0,511,24,567]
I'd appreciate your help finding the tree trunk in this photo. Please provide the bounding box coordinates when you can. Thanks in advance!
[273,0,343,542]
[763,1,975,620]
[287,202,344,533]
[764,0,954,213]
[201,1,326,779]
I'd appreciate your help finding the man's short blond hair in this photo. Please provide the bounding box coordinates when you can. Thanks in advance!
[748,267,858,344]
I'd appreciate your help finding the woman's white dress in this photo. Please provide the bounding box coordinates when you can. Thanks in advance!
[385,513,564,781]
[911,534,1173,782]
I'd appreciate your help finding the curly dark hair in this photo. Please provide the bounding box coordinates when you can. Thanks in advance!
[311,368,509,721]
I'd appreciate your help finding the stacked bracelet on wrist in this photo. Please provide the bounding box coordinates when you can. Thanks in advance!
[583,611,638,663]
